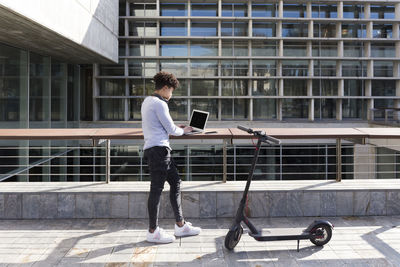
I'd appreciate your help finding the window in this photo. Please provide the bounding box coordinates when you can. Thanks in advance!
[282,23,308,37]
[190,41,218,56]
[160,41,188,56]
[191,79,218,96]
[160,3,187,16]
[252,3,276,17]
[283,4,306,18]
[222,3,247,17]
[160,22,187,36]
[252,60,276,77]
[129,21,157,36]
[221,22,248,36]
[191,3,217,16]
[252,22,275,37]
[191,22,217,36]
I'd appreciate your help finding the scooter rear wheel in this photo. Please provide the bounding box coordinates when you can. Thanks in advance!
[309,224,332,246]
[224,225,243,250]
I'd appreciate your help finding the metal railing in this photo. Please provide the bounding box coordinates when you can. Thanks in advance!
[369,107,400,126]
[0,128,399,183]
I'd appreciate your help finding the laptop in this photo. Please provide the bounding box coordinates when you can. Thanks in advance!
[184,109,210,135]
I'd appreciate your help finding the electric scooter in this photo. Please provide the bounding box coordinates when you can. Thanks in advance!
[224,125,333,252]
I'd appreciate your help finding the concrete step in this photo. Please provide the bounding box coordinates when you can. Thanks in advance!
[0,180,399,219]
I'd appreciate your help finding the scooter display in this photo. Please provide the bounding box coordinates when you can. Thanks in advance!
[224,125,333,252]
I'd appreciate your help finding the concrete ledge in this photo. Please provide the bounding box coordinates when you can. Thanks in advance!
[0,180,399,219]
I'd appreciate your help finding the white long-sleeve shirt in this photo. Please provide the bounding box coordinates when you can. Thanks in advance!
[141,95,184,150]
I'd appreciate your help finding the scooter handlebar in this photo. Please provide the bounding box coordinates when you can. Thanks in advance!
[237,125,253,133]
[237,125,281,145]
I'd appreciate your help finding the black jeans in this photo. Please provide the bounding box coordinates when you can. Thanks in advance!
[144,146,183,230]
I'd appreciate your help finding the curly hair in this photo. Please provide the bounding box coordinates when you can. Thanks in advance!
[153,71,180,90]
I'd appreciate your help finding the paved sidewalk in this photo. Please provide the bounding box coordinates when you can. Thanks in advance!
[0,216,399,266]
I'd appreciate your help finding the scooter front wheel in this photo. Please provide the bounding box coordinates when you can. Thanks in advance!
[224,225,243,250]
[309,224,332,246]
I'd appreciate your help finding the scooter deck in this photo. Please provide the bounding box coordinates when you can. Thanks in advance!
[249,229,310,241]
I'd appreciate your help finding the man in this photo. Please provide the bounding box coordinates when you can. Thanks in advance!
[141,71,201,243]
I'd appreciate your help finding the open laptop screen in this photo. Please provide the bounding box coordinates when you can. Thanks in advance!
[189,110,209,130]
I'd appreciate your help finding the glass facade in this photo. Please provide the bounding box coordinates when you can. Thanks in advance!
[105,0,400,122]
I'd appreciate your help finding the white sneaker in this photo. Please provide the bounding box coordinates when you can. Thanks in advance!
[146,227,176,243]
[174,221,201,237]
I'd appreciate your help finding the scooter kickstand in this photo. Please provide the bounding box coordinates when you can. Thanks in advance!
[297,240,300,252]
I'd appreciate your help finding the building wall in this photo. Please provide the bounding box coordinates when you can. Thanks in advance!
[94,0,400,123]
[0,0,119,63]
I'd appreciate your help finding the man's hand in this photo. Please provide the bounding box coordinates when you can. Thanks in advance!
[178,124,186,128]
[183,126,193,133]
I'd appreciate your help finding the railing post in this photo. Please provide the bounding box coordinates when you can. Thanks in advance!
[223,138,228,183]
[336,138,342,182]
[106,139,111,184]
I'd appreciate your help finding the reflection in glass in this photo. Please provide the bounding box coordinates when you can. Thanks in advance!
[370,5,395,19]
[191,80,218,96]
[0,43,27,122]
[314,23,336,37]
[191,22,217,36]
[373,24,392,38]
[191,99,218,120]
[252,22,275,37]
[313,79,337,96]
[100,79,125,96]
[221,22,248,36]
[51,61,67,122]
[312,42,337,57]
[284,80,307,96]
[282,60,308,76]
[252,80,277,96]
[343,99,366,119]
[129,98,143,120]
[374,61,393,77]
[169,99,188,121]
[221,99,248,120]
[100,59,125,76]
[160,60,187,77]
[282,23,307,37]
[343,5,363,18]
[222,3,247,17]
[313,60,336,76]
[128,41,156,56]
[252,3,276,17]
[160,22,187,36]
[252,60,276,77]
[191,3,217,16]
[160,41,188,56]
[283,99,308,119]
[371,43,395,58]
[372,80,395,96]
[100,99,124,120]
[222,41,248,56]
[312,4,337,18]
[29,53,50,123]
[190,41,218,56]
[191,60,218,77]
[253,99,276,119]
[222,79,247,96]
[343,42,363,57]
[283,42,307,57]
[252,41,276,56]
[161,3,187,16]
[129,21,157,36]
[283,4,306,18]
[315,99,336,119]
[342,61,367,77]
[342,24,366,38]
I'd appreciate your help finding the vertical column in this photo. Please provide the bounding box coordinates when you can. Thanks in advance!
[277,0,283,121]
[395,3,400,121]
[336,1,343,121]
[365,1,373,120]
[307,2,313,121]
